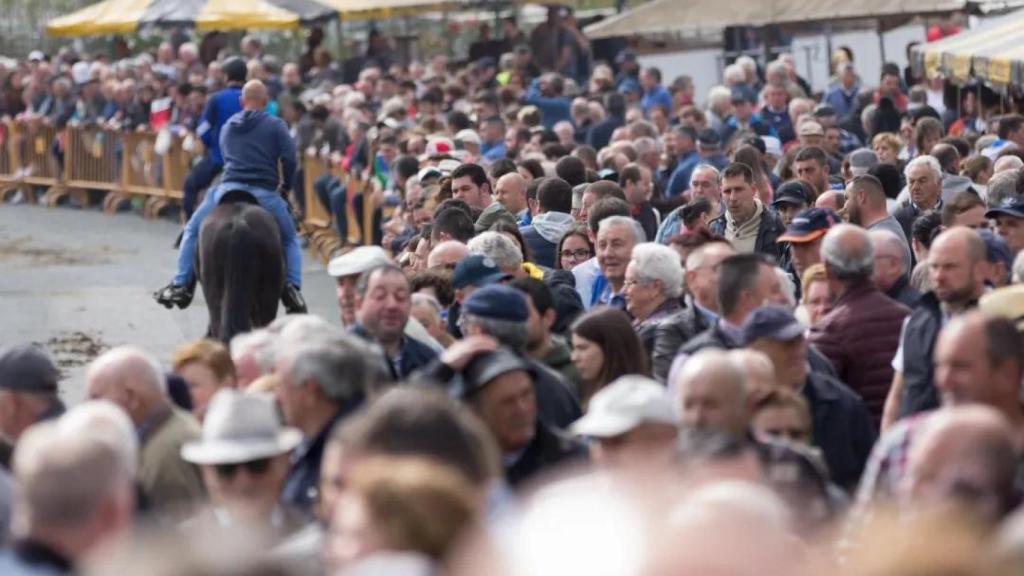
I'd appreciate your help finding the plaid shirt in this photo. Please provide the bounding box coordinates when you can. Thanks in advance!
[853,412,931,507]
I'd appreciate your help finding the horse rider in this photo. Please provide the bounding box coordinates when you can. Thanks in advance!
[183,56,246,221]
[154,79,307,313]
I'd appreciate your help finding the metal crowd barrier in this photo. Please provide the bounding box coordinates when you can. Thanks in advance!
[0,120,381,264]
[0,120,197,218]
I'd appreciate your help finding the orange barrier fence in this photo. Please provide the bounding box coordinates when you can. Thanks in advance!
[0,121,378,262]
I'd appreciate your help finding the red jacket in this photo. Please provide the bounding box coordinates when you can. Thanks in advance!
[807,282,910,425]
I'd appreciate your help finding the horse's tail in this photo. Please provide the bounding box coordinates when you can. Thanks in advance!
[220,217,256,343]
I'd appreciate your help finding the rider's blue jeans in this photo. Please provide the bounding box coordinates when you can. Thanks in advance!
[173,182,302,289]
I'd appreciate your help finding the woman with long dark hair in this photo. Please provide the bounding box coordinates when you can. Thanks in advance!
[570,307,649,406]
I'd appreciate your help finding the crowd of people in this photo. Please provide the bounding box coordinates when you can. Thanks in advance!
[4,9,1024,575]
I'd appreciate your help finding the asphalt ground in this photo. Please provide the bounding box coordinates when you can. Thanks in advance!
[0,202,340,404]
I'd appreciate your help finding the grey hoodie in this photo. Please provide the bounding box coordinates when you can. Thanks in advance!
[530,211,576,244]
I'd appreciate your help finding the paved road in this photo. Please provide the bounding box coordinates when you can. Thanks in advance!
[0,203,340,404]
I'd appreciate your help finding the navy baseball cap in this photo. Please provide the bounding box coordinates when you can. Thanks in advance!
[463,284,529,322]
[618,78,641,95]
[985,196,1024,220]
[978,229,1014,271]
[697,128,722,149]
[778,207,840,244]
[452,255,510,289]
[731,85,756,104]
[0,344,60,393]
[742,305,806,345]
[456,348,535,399]
[772,181,813,208]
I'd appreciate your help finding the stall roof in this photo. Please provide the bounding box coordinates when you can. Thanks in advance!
[913,9,1024,84]
[585,0,983,39]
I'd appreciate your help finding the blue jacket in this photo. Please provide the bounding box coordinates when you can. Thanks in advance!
[665,150,700,197]
[641,85,673,114]
[823,82,861,122]
[760,107,795,144]
[525,79,572,129]
[219,109,297,192]
[586,114,624,151]
[720,113,776,144]
[197,86,243,166]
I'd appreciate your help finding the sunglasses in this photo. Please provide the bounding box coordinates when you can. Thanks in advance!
[214,458,273,479]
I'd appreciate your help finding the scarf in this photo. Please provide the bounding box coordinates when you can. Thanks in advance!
[725,199,763,254]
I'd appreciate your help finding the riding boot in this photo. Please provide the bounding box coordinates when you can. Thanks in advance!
[282,284,307,314]
[154,279,195,309]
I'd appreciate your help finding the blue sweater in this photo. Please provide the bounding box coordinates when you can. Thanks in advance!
[219,109,297,192]
[197,85,243,166]
[525,79,572,129]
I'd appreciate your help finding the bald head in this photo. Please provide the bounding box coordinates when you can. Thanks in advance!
[495,172,529,214]
[85,346,167,425]
[821,223,874,283]
[932,226,987,264]
[427,240,469,270]
[815,190,844,211]
[908,405,1018,521]
[674,349,749,440]
[241,80,268,110]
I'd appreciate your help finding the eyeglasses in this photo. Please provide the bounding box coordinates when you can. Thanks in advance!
[214,458,273,480]
[560,249,591,261]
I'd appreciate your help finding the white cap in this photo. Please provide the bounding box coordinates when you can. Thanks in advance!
[762,136,782,158]
[27,50,45,62]
[570,375,677,438]
[436,158,463,175]
[455,128,482,147]
[71,61,92,85]
[327,245,390,278]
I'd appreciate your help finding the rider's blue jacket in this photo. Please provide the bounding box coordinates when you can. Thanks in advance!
[196,85,243,166]
[219,109,297,193]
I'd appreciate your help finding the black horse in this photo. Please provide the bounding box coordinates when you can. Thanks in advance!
[197,191,284,343]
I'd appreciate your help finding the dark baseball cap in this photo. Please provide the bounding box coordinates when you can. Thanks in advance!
[812,103,836,118]
[742,305,806,345]
[778,207,840,244]
[985,196,1024,220]
[618,78,641,95]
[615,49,637,64]
[772,181,813,208]
[978,229,1014,271]
[452,255,510,289]
[731,85,756,104]
[463,284,529,322]
[697,128,722,149]
[456,347,535,399]
[0,344,60,393]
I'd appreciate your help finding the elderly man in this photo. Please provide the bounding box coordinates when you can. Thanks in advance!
[520,176,576,268]
[652,242,735,382]
[327,246,391,326]
[708,163,785,260]
[275,332,379,513]
[570,375,678,469]
[0,345,65,467]
[857,313,1024,504]
[883,227,989,428]
[427,240,469,271]
[430,343,585,487]
[808,225,910,424]
[905,406,1019,524]
[624,243,685,355]
[468,231,529,279]
[0,404,136,575]
[447,285,581,429]
[590,215,646,309]
[656,165,723,242]
[349,264,438,380]
[494,172,531,225]
[182,390,305,537]
[86,347,204,513]
[744,305,876,489]
[894,156,944,244]
[870,229,921,307]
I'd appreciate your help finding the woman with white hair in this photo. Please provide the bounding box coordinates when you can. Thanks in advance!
[623,242,685,355]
